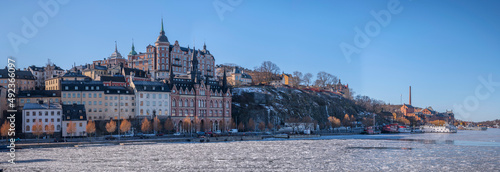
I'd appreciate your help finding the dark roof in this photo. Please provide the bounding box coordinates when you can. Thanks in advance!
[63,72,87,78]
[242,73,252,79]
[28,65,44,72]
[61,81,104,91]
[62,104,87,121]
[24,103,61,110]
[133,81,170,92]
[94,65,107,70]
[17,90,61,98]
[100,76,126,82]
[403,104,414,108]
[0,69,35,80]
[104,86,134,94]
[123,68,147,78]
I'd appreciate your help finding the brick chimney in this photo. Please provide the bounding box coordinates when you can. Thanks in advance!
[409,86,412,105]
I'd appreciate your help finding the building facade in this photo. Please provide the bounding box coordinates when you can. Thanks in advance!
[62,104,87,137]
[103,86,135,120]
[130,81,170,118]
[61,81,106,120]
[22,103,62,136]
[127,19,216,81]
[0,69,36,91]
[16,90,61,109]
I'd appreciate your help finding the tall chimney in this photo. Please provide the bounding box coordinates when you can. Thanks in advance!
[409,86,412,105]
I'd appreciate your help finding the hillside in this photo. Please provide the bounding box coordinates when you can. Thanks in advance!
[231,86,389,128]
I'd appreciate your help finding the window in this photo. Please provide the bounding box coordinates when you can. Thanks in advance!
[79,123,82,127]
[26,125,30,131]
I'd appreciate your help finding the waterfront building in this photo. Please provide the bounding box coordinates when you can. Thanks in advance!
[22,102,62,136]
[61,80,106,120]
[45,72,90,91]
[168,48,232,132]
[130,80,170,118]
[127,19,216,81]
[62,104,87,137]
[103,86,135,120]
[27,62,65,89]
[16,90,61,109]
[82,65,108,81]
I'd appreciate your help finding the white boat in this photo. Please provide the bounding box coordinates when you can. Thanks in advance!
[398,126,411,133]
[420,124,457,133]
[411,128,424,134]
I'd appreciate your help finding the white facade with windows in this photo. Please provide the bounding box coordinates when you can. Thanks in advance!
[22,103,62,134]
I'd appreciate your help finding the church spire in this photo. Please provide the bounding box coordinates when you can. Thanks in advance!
[222,67,228,92]
[156,18,169,43]
[129,39,137,56]
[161,17,164,33]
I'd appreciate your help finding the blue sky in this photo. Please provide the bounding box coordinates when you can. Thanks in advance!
[1,0,499,122]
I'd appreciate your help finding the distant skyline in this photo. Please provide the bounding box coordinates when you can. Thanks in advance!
[1,0,499,122]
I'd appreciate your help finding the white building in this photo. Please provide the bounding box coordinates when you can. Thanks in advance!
[22,102,63,135]
[130,81,170,118]
[62,104,88,137]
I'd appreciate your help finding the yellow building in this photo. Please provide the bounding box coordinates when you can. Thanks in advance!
[82,65,108,81]
[45,72,89,90]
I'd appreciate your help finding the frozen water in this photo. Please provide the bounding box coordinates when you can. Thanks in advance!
[2,130,499,171]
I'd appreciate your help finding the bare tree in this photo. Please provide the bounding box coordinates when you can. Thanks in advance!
[328,116,341,128]
[290,71,303,87]
[314,71,338,88]
[153,117,162,133]
[164,118,174,133]
[141,117,152,133]
[105,120,116,135]
[32,120,44,141]
[238,122,245,131]
[1,121,10,139]
[303,73,313,86]
[66,121,76,138]
[247,118,255,131]
[120,119,131,133]
[258,122,265,131]
[254,61,280,83]
[267,122,274,131]
[86,120,96,140]
[46,122,55,138]
[182,116,191,133]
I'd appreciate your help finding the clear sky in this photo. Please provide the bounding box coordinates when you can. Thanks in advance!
[1,0,499,122]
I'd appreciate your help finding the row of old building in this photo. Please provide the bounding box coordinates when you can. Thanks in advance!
[1,19,233,138]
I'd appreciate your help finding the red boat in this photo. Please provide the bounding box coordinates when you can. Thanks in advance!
[382,124,399,133]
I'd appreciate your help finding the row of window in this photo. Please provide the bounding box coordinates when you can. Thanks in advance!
[25,124,61,132]
[139,101,167,106]
[64,86,100,90]
[26,111,61,116]
[139,93,168,99]
[19,98,59,104]
[63,93,102,98]
[26,118,61,123]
